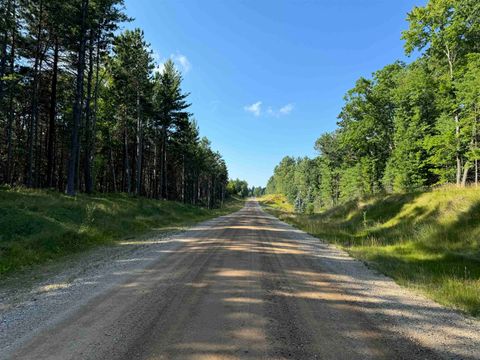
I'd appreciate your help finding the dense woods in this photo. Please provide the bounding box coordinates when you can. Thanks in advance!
[0,0,228,207]
[226,178,265,198]
[267,0,480,212]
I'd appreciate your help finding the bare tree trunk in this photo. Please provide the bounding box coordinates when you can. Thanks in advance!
[159,138,164,199]
[109,148,117,192]
[446,49,462,187]
[46,36,58,187]
[27,0,43,187]
[124,123,131,194]
[34,54,45,188]
[153,142,158,198]
[89,37,101,191]
[58,142,64,190]
[84,32,94,193]
[181,154,185,203]
[456,113,462,186]
[475,113,479,188]
[160,128,168,199]
[0,0,11,106]
[164,138,168,199]
[5,1,15,184]
[195,176,199,205]
[461,161,469,187]
[476,159,478,188]
[193,175,197,204]
[66,0,89,195]
[135,89,142,195]
[107,131,117,192]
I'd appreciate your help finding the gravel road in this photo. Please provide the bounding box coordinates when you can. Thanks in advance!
[1,200,480,359]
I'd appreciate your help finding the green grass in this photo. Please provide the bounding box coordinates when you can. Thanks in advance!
[259,188,480,317]
[0,186,243,277]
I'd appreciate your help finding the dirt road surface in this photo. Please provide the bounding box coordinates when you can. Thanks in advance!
[3,200,480,359]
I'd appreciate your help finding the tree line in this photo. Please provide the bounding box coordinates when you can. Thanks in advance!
[267,0,480,212]
[226,178,265,198]
[0,0,229,208]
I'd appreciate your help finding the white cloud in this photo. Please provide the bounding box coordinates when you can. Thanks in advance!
[153,51,191,75]
[155,62,166,74]
[244,101,262,117]
[153,51,162,63]
[279,103,294,115]
[172,53,191,73]
[244,102,294,118]
[153,51,165,74]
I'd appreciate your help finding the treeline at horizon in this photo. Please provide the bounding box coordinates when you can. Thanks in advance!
[226,178,265,198]
[0,0,228,208]
[267,0,480,213]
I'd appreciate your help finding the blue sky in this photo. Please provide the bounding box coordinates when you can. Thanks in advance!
[124,0,426,187]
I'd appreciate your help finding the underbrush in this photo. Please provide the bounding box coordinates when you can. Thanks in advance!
[0,187,243,276]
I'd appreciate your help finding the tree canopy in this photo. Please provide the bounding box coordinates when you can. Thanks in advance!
[0,0,228,208]
[267,0,480,212]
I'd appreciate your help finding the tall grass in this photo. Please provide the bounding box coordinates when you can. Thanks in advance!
[0,187,243,276]
[259,188,480,317]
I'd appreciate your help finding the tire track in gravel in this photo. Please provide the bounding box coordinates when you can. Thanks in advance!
[4,200,480,360]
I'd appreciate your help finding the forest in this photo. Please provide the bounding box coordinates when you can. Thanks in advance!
[267,0,480,212]
[226,178,265,198]
[0,0,229,208]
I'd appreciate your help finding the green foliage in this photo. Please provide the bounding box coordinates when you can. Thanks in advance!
[250,186,266,197]
[0,0,229,208]
[267,0,480,207]
[226,179,249,198]
[294,194,305,213]
[384,61,438,191]
[266,156,322,212]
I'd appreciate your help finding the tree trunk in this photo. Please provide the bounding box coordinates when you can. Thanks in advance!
[124,123,131,194]
[461,162,469,188]
[476,127,479,188]
[455,113,462,186]
[89,37,101,190]
[194,176,198,205]
[110,146,117,192]
[475,111,479,188]
[66,0,89,196]
[0,0,10,106]
[164,137,168,199]
[5,1,15,184]
[58,143,64,190]
[84,31,94,193]
[107,131,117,192]
[221,183,225,207]
[159,132,164,199]
[135,89,142,195]
[46,36,59,187]
[27,0,43,188]
[446,49,462,187]
[153,142,158,198]
[34,55,44,188]
[476,159,478,188]
[160,128,168,199]
[181,154,186,203]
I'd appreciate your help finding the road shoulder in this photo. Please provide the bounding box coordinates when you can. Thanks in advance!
[261,208,480,359]
[0,212,237,358]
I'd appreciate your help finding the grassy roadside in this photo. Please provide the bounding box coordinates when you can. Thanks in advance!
[0,187,243,277]
[259,190,480,317]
